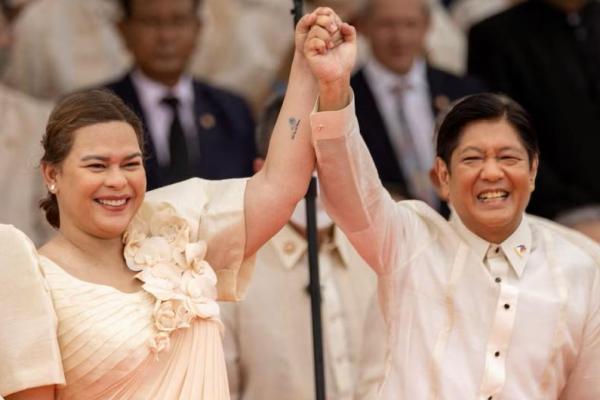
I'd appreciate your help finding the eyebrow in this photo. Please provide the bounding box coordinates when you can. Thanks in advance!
[80,152,143,162]
[458,146,484,155]
[458,145,525,154]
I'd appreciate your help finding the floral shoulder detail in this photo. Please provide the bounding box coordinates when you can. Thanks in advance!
[123,202,221,356]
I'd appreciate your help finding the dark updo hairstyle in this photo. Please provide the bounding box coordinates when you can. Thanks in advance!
[39,89,145,229]
[435,92,539,169]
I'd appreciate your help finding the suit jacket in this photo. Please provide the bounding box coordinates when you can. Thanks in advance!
[104,72,256,190]
[468,0,600,218]
[351,65,484,200]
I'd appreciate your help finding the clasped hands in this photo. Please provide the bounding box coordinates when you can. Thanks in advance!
[296,7,357,111]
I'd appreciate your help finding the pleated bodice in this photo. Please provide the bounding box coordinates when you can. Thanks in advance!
[40,256,230,400]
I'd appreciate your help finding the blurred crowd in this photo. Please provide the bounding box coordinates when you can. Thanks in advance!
[1,0,599,399]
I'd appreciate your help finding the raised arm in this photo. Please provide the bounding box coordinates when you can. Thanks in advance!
[243,9,341,257]
[304,15,404,274]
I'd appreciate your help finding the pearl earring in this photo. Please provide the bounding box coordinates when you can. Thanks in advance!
[49,184,56,193]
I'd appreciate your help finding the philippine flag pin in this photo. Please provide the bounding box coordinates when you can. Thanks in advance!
[515,245,527,257]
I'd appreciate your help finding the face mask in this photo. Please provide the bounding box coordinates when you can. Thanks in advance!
[0,47,9,76]
[289,196,334,231]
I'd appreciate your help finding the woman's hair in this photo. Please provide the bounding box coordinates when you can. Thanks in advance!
[435,92,539,168]
[39,89,144,229]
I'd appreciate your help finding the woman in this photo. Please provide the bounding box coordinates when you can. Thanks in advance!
[0,9,343,400]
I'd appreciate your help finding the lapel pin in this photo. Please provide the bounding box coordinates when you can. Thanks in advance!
[199,113,216,129]
[515,245,527,257]
[283,241,296,255]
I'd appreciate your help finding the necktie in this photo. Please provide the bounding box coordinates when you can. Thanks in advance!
[161,96,190,184]
[391,82,437,206]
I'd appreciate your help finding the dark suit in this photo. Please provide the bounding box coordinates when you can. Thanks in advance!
[351,65,484,201]
[468,0,600,218]
[104,72,256,190]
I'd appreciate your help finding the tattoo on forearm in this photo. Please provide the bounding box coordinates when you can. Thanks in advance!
[289,117,301,140]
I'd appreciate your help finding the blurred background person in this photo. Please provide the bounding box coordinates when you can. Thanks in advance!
[0,3,53,245]
[220,95,377,400]
[555,205,600,243]
[468,0,600,219]
[443,0,523,32]
[351,0,484,212]
[1,0,131,99]
[102,0,256,190]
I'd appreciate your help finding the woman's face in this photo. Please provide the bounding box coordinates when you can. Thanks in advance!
[45,121,146,240]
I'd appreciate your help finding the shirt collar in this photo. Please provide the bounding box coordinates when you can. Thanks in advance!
[130,68,194,109]
[269,224,344,270]
[364,56,428,92]
[270,224,308,270]
[449,210,532,278]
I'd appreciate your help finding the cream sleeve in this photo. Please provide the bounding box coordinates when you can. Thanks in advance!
[0,224,64,396]
[144,178,255,302]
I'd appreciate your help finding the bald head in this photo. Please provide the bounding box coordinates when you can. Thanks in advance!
[360,0,430,75]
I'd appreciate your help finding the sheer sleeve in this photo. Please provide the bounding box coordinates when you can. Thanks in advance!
[143,178,255,301]
[0,224,64,396]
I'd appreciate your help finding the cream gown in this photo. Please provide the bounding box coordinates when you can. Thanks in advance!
[0,178,255,399]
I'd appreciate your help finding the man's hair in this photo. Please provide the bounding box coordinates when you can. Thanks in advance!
[360,0,431,19]
[435,92,539,168]
[119,0,203,19]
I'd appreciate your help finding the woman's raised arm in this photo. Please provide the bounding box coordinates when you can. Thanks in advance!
[243,9,341,257]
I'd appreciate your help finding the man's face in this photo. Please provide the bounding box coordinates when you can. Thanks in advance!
[362,0,429,75]
[436,119,538,243]
[120,0,200,86]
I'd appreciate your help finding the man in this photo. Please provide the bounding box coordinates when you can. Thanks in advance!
[302,12,600,399]
[468,0,600,218]
[0,4,53,245]
[104,0,256,189]
[555,205,600,243]
[352,0,483,210]
[220,95,377,400]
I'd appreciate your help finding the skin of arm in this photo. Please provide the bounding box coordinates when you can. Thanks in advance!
[243,9,342,258]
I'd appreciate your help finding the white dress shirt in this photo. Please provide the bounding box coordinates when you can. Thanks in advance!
[363,57,436,178]
[310,98,600,400]
[130,70,198,166]
[220,224,377,400]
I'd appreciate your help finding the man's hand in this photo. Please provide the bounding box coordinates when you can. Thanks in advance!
[302,10,356,111]
[294,7,343,61]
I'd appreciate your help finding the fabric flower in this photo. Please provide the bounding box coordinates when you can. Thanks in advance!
[123,230,147,272]
[153,300,178,332]
[136,263,182,301]
[148,331,171,355]
[181,270,219,319]
[124,201,221,356]
[150,204,190,249]
[174,301,193,328]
